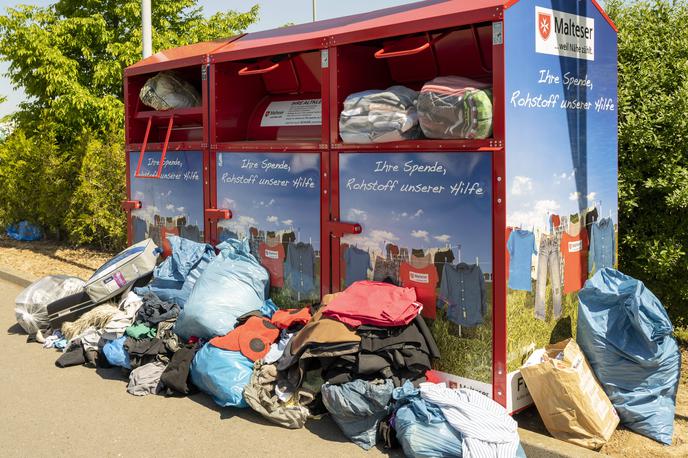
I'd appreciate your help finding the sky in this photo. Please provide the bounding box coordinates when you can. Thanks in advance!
[0,0,421,117]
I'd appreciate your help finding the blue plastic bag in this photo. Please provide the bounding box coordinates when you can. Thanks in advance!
[135,235,215,307]
[322,379,394,450]
[577,268,681,445]
[174,238,269,340]
[6,221,42,241]
[190,343,253,408]
[393,381,462,458]
[102,336,131,369]
[261,298,278,319]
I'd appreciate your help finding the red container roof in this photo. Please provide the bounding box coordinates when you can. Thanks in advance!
[125,0,616,74]
[125,36,242,76]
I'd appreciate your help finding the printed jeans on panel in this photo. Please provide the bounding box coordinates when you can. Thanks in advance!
[535,235,562,320]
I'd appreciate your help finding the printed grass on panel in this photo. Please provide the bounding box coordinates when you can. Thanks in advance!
[506,283,578,373]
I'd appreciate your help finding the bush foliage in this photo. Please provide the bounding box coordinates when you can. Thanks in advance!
[606,0,688,325]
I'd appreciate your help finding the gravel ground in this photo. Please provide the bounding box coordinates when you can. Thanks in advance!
[0,237,114,280]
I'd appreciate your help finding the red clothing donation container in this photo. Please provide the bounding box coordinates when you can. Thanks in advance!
[123,0,618,412]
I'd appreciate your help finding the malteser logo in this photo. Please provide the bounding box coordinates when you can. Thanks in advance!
[535,6,595,61]
[538,12,552,40]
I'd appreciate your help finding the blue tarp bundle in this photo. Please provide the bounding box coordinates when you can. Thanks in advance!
[190,343,253,408]
[135,235,215,308]
[6,221,42,241]
[577,268,681,445]
[174,238,269,340]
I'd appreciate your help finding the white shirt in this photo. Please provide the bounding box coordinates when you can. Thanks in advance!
[420,383,520,458]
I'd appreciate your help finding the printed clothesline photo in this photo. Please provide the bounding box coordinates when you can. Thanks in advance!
[341,242,489,329]
[507,204,617,322]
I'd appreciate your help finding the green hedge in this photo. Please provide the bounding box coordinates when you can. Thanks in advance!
[607,0,688,327]
[0,127,126,251]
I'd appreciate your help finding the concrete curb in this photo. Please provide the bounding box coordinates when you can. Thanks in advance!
[0,267,605,457]
[0,268,34,288]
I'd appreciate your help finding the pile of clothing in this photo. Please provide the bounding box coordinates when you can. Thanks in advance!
[18,235,527,457]
[339,76,494,143]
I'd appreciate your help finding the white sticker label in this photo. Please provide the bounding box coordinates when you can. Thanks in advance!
[535,6,595,61]
[568,240,583,253]
[260,99,322,127]
[409,272,430,284]
[102,276,119,293]
[264,249,279,260]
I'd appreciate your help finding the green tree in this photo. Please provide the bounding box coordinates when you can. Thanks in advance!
[0,1,258,249]
[0,1,258,139]
[606,0,688,325]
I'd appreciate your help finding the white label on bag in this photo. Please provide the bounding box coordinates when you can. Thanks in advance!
[410,272,429,284]
[568,240,582,252]
[260,99,322,127]
[102,276,119,293]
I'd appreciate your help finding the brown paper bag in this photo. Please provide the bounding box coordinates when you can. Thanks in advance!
[520,338,619,449]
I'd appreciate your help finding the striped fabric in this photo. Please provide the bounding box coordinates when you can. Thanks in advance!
[419,383,520,458]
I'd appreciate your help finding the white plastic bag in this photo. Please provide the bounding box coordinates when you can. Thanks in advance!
[15,275,85,334]
[139,71,201,111]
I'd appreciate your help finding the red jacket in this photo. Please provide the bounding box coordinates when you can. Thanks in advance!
[322,280,421,327]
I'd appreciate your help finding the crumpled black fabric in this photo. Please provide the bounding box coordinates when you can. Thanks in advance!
[318,315,440,387]
[55,341,86,368]
[378,414,400,449]
[124,337,167,368]
[355,315,440,386]
[160,342,200,396]
[136,293,180,326]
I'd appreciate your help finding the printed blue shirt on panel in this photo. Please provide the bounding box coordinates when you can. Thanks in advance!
[589,217,616,274]
[507,229,536,291]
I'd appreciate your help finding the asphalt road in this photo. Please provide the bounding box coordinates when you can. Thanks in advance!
[0,279,398,457]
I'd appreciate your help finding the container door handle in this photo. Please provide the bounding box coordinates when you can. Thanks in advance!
[206,208,232,220]
[238,62,280,76]
[375,42,431,59]
[328,221,362,237]
[374,32,450,59]
[134,115,174,179]
[121,200,142,211]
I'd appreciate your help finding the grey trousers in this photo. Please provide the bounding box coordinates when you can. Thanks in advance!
[535,235,562,320]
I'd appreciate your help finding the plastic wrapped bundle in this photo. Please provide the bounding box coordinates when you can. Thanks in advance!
[340,86,420,143]
[139,71,201,111]
[174,238,269,340]
[15,275,85,334]
[577,268,681,445]
[417,76,493,139]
